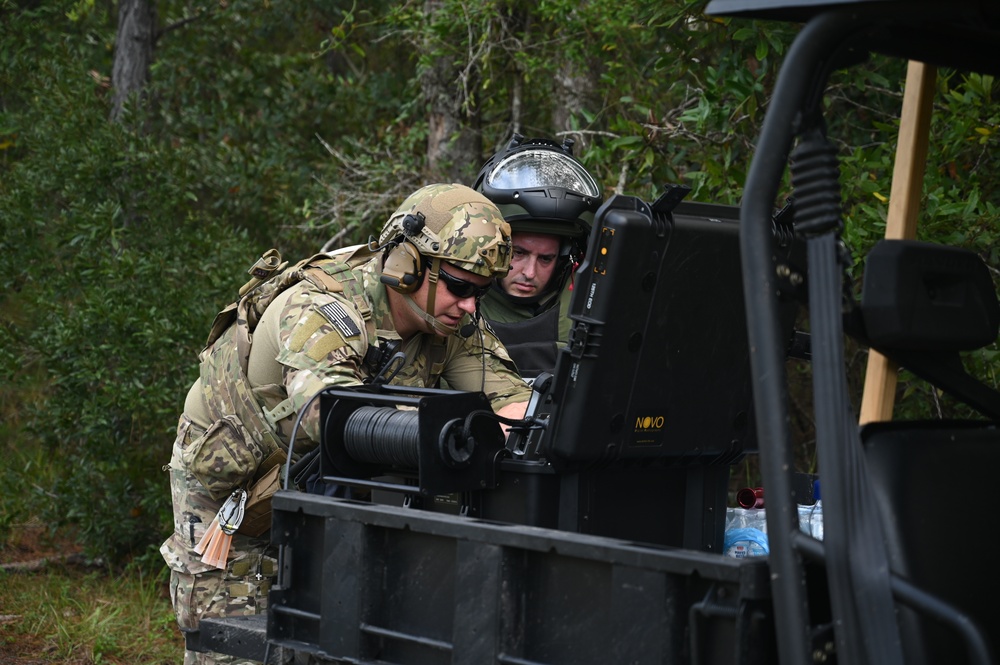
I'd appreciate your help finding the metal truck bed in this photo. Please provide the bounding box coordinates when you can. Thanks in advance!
[198,490,778,665]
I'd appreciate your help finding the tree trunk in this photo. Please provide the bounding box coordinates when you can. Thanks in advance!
[422,0,481,183]
[501,8,530,147]
[110,0,156,123]
[551,60,598,150]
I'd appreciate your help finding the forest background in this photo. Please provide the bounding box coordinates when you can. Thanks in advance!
[2,0,998,580]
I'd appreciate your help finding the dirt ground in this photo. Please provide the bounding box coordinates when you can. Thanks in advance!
[0,634,60,665]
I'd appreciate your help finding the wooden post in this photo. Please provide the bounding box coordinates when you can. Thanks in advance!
[858,61,937,425]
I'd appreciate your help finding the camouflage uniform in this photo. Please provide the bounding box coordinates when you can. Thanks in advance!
[161,184,530,664]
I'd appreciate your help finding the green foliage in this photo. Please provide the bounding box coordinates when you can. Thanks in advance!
[305,0,800,214]
[145,1,353,255]
[1,0,268,569]
[829,62,1000,421]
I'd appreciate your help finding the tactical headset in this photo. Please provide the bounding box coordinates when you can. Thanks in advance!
[377,211,432,294]
[377,211,489,341]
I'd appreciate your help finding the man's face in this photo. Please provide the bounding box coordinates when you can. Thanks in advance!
[408,261,491,336]
[500,232,561,298]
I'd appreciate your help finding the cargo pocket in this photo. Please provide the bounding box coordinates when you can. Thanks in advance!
[180,415,267,501]
[169,570,210,631]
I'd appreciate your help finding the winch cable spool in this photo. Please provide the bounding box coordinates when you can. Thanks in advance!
[343,406,421,467]
[340,405,495,470]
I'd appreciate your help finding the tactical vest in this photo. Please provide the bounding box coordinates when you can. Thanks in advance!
[196,246,378,483]
[161,247,381,572]
[486,304,561,379]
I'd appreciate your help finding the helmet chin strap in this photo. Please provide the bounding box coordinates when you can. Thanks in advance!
[401,293,459,335]
[403,256,460,335]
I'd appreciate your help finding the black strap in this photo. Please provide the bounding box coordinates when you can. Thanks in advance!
[363,339,404,385]
[791,123,903,664]
[808,231,904,665]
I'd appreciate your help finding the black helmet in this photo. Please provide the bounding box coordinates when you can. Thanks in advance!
[473,134,603,242]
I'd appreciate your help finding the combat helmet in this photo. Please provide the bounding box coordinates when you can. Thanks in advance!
[473,134,603,243]
[378,183,512,285]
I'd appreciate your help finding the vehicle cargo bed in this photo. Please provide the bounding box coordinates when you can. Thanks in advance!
[208,490,779,664]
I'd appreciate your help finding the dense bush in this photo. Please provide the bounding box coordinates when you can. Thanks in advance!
[1,3,266,568]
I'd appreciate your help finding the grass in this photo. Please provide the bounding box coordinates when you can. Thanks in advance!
[0,549,184,664]
[0,416,184,664]
[0,424,186,663]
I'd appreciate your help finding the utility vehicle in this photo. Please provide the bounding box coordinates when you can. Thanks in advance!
[195,2,1000,663]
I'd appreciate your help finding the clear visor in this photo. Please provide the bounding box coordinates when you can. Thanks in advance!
[486,149,601,198]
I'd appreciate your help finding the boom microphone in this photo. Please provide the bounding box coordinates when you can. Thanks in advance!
[460,321,478,338]
[460,309,482,339]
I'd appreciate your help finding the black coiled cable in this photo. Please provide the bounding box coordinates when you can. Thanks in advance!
[343,406,421,467]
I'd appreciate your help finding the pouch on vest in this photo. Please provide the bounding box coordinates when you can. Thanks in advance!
[180,415,269,501]
[237,448,286,537]
[238,462,282,537]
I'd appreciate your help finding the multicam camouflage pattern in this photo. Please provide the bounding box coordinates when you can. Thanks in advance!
[168,525,277,664]
[270,255,531,443]
[179,413,267,501]
[378,183,513,278]
[162,417,276,574]
[181,246,377,496]
[162,417,279,665]
[168,552,276,626]
[162,245,375,539]
[162,243,531,657]
[161,246,377,663]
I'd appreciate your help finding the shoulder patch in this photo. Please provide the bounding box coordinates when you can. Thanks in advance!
[318,301,362,339]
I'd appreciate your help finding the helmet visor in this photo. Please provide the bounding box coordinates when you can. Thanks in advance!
[486,149,601,199]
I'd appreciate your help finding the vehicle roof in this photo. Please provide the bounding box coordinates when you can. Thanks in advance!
[705,0,990,21]
[704,0,1000,76]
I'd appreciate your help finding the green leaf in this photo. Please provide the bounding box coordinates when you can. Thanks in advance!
[755,40,768,61]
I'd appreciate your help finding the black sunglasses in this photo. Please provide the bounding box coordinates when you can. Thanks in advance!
[433,263,492,300]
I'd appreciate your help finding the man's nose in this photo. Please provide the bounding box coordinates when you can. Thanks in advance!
[521,257,538,279]
[456,295,478,315]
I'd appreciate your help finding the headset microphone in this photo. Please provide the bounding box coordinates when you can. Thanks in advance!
[460,311,480,338]
[460,308,482,339]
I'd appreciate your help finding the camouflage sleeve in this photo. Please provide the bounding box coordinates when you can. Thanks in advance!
[273,285,370,443]
[441,321,532,410]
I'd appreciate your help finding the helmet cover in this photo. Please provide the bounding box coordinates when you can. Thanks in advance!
[379,183,513,278]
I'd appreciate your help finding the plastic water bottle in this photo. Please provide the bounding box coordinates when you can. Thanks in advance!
[798,500,823,540]
[723,527,769,558]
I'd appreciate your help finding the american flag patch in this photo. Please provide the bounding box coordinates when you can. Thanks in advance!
[318,301,361,339]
